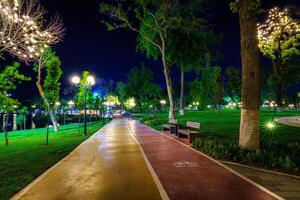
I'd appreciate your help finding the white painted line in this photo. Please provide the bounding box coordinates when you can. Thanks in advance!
[126,121,169,200]
[11,122,111,200]
[221,160,300,180]
[140,121,284,200]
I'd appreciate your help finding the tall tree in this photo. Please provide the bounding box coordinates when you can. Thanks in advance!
[226,66,242,106]
[125,65,161,111]
[116,81,127,110]
[0,0,63,62]
[231,0,262,149]
[35,49,62,132]
[167,0,213,115]
[0,62,30,145]
[100,1,205,119]
[75,71,94,110]
[258,7,300,107]
[43,52,63,131]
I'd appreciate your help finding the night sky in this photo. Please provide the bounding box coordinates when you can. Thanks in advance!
[9,0,299,102]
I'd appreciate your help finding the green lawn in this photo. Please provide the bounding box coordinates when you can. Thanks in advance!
[135,110,300,143]
[0,121,108,200]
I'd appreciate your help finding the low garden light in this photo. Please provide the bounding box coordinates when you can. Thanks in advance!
[266,121,275,129]
[55,101,61,107]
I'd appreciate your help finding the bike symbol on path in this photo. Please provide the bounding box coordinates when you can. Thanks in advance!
[173,161,199,168]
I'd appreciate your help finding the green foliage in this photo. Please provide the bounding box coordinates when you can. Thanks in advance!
[116,81,127,104]
[230,0,263,14]
[0,62,30,111]
[43,52,63,109]
[193,136,300,173]
[225,66,241,102]
[16,107,28,127]
[258,7,300,64]
[75,71,94,109]
[190,55,224,109]
[126,64,162,110]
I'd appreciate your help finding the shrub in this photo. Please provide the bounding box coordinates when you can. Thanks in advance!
[32,114,48,128]
[193,136,300,174]
[144,118,167,127]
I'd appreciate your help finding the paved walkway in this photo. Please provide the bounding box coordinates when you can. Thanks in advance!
[224,162,300,200]
[12,120,162,200]
[13,119,282,200]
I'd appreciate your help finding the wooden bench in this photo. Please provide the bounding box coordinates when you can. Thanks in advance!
[178,121,201,143]
[163,119,178,135]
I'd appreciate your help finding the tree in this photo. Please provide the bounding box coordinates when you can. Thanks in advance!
[226,66,242,106]
[0,0,64,62]
[189,57,224,112]
[0,0,64,131]
[125,65,162,112]
[231,0,262,149]
[116,81,127,110]
[75,71,94,110]
[35,49,62,132]
[43,52,63,131]
[167,0,217,115]
[258,7,300,107]
[0,62,30,145]
[16,106,28,130]
[100,1,199,119]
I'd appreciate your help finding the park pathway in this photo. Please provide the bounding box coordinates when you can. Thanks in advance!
[12,119,283,200]
[11,120,162,200]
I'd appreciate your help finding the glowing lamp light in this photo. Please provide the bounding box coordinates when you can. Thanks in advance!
[68,100,75,107]
[55,102,61,106]
[87,76,95,86]
[160,99,166,105]
[266,122,276,129]
[71,76,80,85]
[129,98,136,109]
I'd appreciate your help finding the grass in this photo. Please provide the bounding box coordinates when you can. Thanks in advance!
[135,110,300,143]
[136,110,300,173]
[0,121,108,200]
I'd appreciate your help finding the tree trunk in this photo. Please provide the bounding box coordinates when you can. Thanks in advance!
[36,68,59,132]
[162,53,175,120]
[237,0,261,149]
[272,61,283,107]
[4,114,8,146]
[179,67,185,116]
[49,109,58,132]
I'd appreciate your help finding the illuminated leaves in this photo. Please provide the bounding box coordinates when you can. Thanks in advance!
[0,0,64,62]
[257,7,300,63]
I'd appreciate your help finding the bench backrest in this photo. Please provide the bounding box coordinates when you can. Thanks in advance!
[186,121,200,129]
[169,119,178,124]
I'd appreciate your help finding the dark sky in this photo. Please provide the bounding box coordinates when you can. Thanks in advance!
[10,0,299,102]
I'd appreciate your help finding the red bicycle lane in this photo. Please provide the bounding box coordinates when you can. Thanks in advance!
[127,119,282,200]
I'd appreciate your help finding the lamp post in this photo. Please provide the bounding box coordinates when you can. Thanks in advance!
[160,99,166,112]
[71,75,95,136]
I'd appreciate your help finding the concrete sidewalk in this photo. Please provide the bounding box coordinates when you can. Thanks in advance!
[13,119,283,200]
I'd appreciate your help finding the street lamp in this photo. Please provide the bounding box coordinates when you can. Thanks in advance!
[71,75,95,136]
[160,99,166,112]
